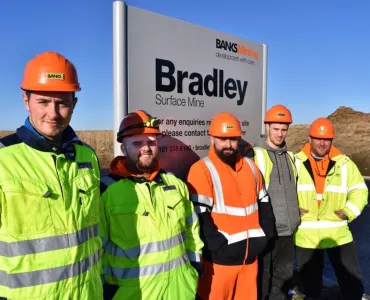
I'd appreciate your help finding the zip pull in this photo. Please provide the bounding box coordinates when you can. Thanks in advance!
[43,191,52,198]
[142,211,149,216]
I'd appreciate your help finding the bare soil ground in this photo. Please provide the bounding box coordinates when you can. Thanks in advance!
[1,106,369,175]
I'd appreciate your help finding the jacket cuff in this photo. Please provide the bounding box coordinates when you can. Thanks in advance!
[342,207,356,222]
[187,251,202,263]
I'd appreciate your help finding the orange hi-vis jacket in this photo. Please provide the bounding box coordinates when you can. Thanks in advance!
[187,148,275,265]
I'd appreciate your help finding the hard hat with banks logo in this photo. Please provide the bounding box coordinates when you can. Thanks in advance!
[264,104,293,124]
[208,112,243,137]
[20,51,81,92]
[309,117,335,139]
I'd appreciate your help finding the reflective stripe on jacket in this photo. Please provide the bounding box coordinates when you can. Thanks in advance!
[253,147,300,236]
[187,150,274,265]
[294,150,368,249]
[253,147,297,189]
[0,126,102,300]
[99,170,203,298]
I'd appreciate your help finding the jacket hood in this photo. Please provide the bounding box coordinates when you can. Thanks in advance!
[254,134,287,153]
[110,156,160,181]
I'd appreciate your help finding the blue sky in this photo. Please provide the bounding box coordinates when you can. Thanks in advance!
[1,0,369,130]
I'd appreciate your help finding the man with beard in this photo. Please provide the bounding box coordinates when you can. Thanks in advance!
[294,117,367,300]
[249,105,299,300]
[99,110,204,300]
[0,52,102,300]
[187,112,275,300]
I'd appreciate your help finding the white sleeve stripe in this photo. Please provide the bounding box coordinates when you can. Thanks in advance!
[346,202,361,217]
[348,183,368,193]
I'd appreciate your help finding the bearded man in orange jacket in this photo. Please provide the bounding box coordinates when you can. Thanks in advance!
[187,112,275,300]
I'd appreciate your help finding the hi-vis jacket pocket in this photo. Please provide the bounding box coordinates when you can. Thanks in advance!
[165,193,187,232]
[110,203,151,248]
[1,180,53,237]
[75,173,100,225]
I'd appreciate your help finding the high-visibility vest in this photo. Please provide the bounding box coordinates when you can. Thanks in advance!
[0,128,102,299]
[191,155,267,245]
[99,171,203,299]
[253,147,297,190]
[294,151,368,249]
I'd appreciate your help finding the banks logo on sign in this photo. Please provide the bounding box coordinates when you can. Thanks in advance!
[216,38,259,60]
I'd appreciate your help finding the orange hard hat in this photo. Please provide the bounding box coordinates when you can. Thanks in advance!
[208,112,243,137]
[20,51,81,92]
[309,117,335,139]
[264,105,293,124]
[117,110,161,142]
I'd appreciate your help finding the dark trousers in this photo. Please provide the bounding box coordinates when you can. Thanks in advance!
[296,241,364,300]
[258,235,295,300]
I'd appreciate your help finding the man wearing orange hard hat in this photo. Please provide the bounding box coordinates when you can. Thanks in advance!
[0,52,103,299]
[249,104,299,300]
[187,112,275,300]
[294,117,368,299]
[99,110,203,299]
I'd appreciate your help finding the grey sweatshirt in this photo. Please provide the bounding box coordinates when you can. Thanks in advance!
[254,135,300,236]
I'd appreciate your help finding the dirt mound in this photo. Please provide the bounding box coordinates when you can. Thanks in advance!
[327,106,369,124]
[287,106,370,176]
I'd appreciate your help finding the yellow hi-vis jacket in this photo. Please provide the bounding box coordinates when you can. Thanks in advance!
[99,165,203,300]
[253,147,297,189]
[294,150,368,249]
[0,124,102,299]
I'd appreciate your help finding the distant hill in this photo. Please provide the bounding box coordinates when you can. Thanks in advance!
[287,106,370,176]
[1,106,369,175]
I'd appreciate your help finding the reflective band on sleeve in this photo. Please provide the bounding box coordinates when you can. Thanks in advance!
[298,220,348,229]
[219,228,266,244]
[105,253,188,279]
[187,252,201,262]
[259,189,269,202]
[195,206,208,213]
[0,224,99,257]
[0,249,100,288]
[190,194,213,207]
[105,232,186,259]
[348,182,368,192]
[186,212,198,225]
[346,202,361,217]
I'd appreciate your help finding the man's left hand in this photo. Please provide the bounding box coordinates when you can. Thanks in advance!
[335,210,349,220]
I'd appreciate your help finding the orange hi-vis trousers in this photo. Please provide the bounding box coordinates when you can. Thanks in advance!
[197,259,258,300]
